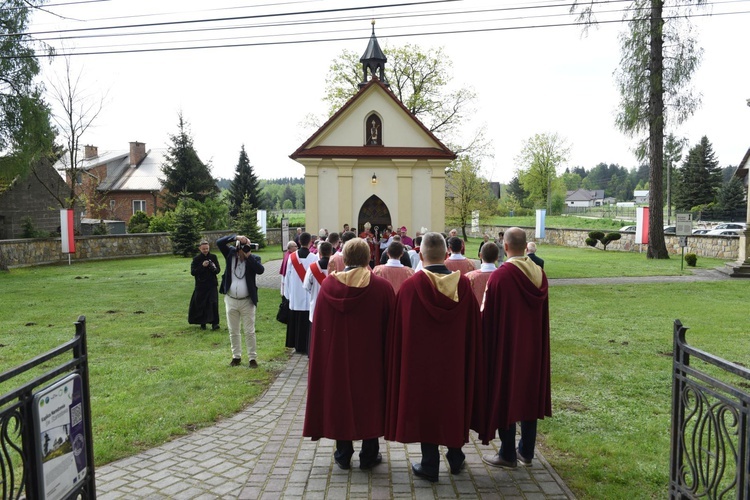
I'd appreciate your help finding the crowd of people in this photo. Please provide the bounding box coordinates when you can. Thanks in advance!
[298,225,550,482]
[188,224,549,481]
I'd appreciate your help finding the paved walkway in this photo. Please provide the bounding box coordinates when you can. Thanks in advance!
[95,261,728,498]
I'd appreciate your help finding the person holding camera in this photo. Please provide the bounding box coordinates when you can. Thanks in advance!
[189,240,221,331]
[217,234,265,368]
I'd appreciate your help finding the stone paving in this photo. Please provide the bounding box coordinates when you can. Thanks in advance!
[96,352,575,499]
[95,259,728,498]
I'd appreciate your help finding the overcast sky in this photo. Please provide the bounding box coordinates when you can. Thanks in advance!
[29,0,750,183]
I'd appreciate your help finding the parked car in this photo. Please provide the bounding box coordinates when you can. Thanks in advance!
[711,223,747,231]
[619,225,636,233]
[663,225,676,234]
[692,229,710,235]
[706,228,742,236]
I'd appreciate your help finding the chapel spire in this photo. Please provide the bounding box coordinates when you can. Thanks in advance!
[359,20,388,88]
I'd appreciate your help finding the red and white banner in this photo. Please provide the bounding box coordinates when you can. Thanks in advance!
[60,209,76,254]
[635,207,649,245]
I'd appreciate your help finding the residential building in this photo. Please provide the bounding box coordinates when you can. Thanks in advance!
[565,189,606,207]
[55,142,166,223]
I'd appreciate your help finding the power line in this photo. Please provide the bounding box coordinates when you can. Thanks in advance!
[13,8,747,58]
[5,0,748,58]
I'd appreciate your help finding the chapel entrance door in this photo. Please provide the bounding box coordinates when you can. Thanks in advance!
[357,195,391,238]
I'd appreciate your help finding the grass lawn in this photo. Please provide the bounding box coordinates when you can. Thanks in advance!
[0,250,289,466]
[462,237,729,278]
[0,248,745,498]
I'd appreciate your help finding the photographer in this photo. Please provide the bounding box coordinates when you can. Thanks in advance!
[217,234,265,368]
[189,240,221,331]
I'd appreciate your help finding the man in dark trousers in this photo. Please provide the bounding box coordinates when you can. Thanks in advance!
[481,227,551,468]
[385,232,485,483]
[303,238,395,470]
[526,241,545,269]
[189,240,221,330]
[216,234,265,368]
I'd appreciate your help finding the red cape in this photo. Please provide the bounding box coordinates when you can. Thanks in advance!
[303,273,395,441]
[385,272,485,448]
[480,263,551,442]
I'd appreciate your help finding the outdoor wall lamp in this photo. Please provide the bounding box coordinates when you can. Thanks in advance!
[371,173,378,185]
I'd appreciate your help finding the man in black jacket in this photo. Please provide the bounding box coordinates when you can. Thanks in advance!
[217,234,265,368]
[189,240,221,330]
[526,241,544,269]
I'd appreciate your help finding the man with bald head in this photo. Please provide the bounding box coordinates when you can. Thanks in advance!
[480,227,551,469]
[385,232,484,482]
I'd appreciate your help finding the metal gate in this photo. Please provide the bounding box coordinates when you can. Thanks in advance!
[670,320,750,498]
[0,315,96,499]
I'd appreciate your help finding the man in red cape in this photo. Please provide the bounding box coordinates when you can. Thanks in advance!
[303,238,395,470]
[385,232,485,482]
[481,227,551,468]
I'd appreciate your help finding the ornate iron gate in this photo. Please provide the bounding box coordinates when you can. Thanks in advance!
[670,319,750,499]
[0,315,96,500]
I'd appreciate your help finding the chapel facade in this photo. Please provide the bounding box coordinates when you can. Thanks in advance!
[290,24,455,236]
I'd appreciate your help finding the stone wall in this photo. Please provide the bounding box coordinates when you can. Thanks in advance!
[0,228,300,268]
[477,226,739,260]
[1,225,737,269]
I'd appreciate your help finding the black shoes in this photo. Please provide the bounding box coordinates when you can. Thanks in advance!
[448,458,465,475]
[334,456,351,470]
[200,324,206,330]
[229,357,241,367]
[249,359,258,369]
[211,324,220,330]
[359,453,382,470]
[412,462,439,483]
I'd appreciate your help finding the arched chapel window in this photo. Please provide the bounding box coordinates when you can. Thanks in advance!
[365,114,382,146]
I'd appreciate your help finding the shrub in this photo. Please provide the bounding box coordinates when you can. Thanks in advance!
[586,231,621,250]
[685,253,698,267]
[149,212,175,233]
[21,216,45,238]
[92,220,109,235]
[128,211,151,233]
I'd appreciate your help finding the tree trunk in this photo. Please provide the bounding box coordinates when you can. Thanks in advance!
[647,0,669,259]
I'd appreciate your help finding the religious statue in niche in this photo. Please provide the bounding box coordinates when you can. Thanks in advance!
[366,114,382,146]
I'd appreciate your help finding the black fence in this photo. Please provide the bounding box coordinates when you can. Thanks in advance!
[0,316,96,500]
[670,320,750,498]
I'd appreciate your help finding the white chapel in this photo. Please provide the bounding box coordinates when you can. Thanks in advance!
[290,24,455,236]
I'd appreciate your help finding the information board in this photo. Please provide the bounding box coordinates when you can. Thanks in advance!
[676,213,692,236]
[32,374,88,500]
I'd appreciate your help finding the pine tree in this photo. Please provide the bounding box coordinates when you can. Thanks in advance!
[716,177,747,219]
[674,136,721,211]
[233,197,265,248]
[169,200,203,257]
[227,145,261,217]
[161,113,218,210]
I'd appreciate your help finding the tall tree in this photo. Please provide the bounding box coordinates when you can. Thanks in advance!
[716,177,747,219]
[445,155,496,240]
[0,1,56,181]
[45,57,106,210]
[325,45,474,138]
[227,145,260,217]
[574,0,705,259]
[673,136,721,211]
[515,133,570,211]
[161,113,218,210]
[663,133,687,224]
